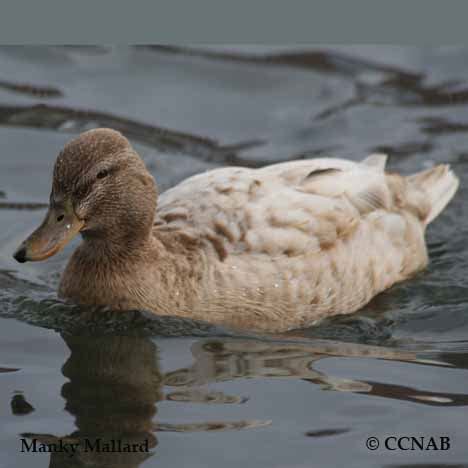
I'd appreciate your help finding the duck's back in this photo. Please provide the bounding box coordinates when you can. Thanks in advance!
[153,155,458,331]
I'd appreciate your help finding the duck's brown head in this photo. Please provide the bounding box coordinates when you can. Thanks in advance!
[13,128,157,263]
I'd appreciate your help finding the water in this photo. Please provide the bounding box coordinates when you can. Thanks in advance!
[1,45,468,467]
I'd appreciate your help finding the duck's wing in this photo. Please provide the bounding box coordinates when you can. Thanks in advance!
[155,154,405,260]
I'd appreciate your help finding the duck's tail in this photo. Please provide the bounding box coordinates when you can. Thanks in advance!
[407,164,459,224]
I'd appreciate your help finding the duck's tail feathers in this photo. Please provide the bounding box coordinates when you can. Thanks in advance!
[361,153,388,171]
[408,164,459,224]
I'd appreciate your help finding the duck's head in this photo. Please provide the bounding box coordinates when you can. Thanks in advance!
[13,128,157,263]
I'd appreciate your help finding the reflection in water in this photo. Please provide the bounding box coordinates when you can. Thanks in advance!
[0,79,63,98]
[24,336,159,468]
[146,46,468,108]
[21,335,269,468]
[0,103,263,167]
[138,45,419,78]
[355,380,468,407]
[165,338,468,406]
[418,116,468,135]
[13,333,468,466]
[165,388,248,404]
[2,47,468,182]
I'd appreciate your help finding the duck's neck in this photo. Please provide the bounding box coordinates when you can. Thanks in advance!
[79,228,155,263]
[59,228,205,313]
[59,229,160,307]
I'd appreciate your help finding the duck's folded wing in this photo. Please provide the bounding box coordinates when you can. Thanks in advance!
[156,155,397,259]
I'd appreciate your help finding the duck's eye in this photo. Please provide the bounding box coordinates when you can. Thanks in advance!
[56,214,64,222]
[96,169,109,179]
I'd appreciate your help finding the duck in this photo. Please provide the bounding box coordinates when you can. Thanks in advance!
[13,128,459,332]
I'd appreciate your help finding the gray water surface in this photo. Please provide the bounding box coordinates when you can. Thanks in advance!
[1,46,468,468]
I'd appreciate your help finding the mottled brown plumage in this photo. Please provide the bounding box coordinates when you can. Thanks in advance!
[13,128,459,332]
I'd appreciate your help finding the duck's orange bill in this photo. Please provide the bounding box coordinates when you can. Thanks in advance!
[13,203,84,263]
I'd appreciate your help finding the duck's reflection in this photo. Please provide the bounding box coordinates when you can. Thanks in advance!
[62,336,159,464]
[21,334,268,468]
[25,335,160,468]
[165,338,468,407]
[19,332,468,468]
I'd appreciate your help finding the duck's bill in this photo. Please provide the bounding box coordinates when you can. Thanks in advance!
[13,206,84,263]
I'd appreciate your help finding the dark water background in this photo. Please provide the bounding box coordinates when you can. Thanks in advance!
[1,46,468,468]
